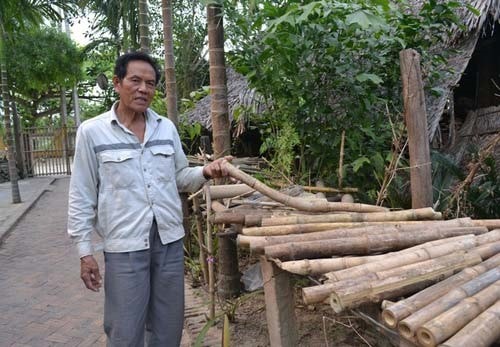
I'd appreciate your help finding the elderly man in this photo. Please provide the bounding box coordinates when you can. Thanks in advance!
[68,51,229,346]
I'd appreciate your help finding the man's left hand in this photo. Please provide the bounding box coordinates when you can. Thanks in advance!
[203,156,233,179]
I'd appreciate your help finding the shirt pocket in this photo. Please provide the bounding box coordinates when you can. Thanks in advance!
[150,145,176,183]
[100,150,138,189]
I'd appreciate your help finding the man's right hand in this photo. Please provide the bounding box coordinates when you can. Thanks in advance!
[80,255,102,292]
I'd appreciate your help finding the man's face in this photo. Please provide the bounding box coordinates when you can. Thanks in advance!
[113,60,156,114]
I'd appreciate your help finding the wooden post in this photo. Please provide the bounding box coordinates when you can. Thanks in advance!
[260,256,298,347]
[399,49,433,208]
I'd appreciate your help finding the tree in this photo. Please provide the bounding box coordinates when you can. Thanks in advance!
[0,0,77,203]
[161,0,178,126]
[138,0,150,53]
[206,1,231,159]
[5,28,82,123]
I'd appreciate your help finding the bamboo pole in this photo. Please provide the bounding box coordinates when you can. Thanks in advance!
[203,184,215,320]
[192,196,209,285]
[301,185,358,193]
[264,227,487,261]
[261,207,441,226]
[208,183,254,199]
[438,300,500,347]
[243,218,474,237]
[302,251,482,305]
[397,267,500,341]
[471,220,500,230]
[240,223,488,253]
[223,162,387,212]
[325,236,478,282]
[381,252,500,328]
[278,234,475,275]
[416,281,500,347]
[329,252,482,313]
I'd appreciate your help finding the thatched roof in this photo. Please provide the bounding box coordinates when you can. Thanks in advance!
[449,105,500,169]
[425,0,500,141]
[183,67,266,133]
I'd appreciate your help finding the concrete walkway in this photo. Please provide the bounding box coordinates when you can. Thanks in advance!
[0,177,220,346]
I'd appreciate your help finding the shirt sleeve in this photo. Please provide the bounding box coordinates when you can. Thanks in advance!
[172,126,207,192]
[67,125,99,258]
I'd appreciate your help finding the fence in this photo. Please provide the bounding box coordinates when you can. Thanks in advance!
[21,126,77,177]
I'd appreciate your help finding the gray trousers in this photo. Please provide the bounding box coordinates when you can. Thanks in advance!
[103,220,184,347]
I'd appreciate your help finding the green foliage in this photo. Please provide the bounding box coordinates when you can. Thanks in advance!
[5,27,82,97]
[463,157,500,218]
[260,118,299,179]
[226,0,463,205]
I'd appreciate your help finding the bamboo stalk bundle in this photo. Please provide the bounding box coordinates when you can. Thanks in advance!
[277,234,475,275]
[302,251,481,305]
[328,252,482,313]
[439,300,500,347]
[416,280,500,347]
[223,162,388,212]
[207,183,255,199]
[261,207,441,226]
[264,227,487,260]
[242,218,473,236]
[397,267,500,341]
[324,234,500,280]
[325,236,478,282]
[238,223,478,252]
[381,252,500,328]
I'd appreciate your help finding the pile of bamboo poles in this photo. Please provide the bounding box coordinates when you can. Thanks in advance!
[203,164,500,346]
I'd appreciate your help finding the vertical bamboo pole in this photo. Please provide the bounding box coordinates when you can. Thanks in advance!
[399,49,432,208]
[204,184,215,320]
[192,196,209,285]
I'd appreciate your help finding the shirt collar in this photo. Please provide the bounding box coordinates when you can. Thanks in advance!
[109,101,162,126]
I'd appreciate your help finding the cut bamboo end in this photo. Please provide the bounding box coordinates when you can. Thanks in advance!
[330,292,344,313]
[383,253,500,331]
[381,307,402,329]
[417,326,438,347]
[398,267,500,341]
[416,280,500,347]
[438,300,500,347]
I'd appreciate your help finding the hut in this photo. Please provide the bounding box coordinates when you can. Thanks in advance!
[183,67,266,157]
[424,0,500,168]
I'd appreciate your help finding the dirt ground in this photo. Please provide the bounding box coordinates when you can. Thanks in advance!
[226,285,393,347]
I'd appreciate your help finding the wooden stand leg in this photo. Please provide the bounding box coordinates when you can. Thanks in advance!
[260,256,298,347]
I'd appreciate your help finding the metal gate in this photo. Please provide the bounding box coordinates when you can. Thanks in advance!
[21,126,77,177]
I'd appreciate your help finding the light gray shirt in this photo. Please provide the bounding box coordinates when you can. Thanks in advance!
[67,103,206,257]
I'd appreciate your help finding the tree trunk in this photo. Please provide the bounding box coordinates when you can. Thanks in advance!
[161,0,178,126]
[1,58,21,203]
[138,0,150,53]
[207,3,231,160]
[12,103,24,178]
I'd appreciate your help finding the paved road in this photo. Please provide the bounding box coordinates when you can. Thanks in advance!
[0,178,106,346]
[0,177,219,347]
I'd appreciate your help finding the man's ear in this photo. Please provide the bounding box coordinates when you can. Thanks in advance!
[112,76,121,93]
